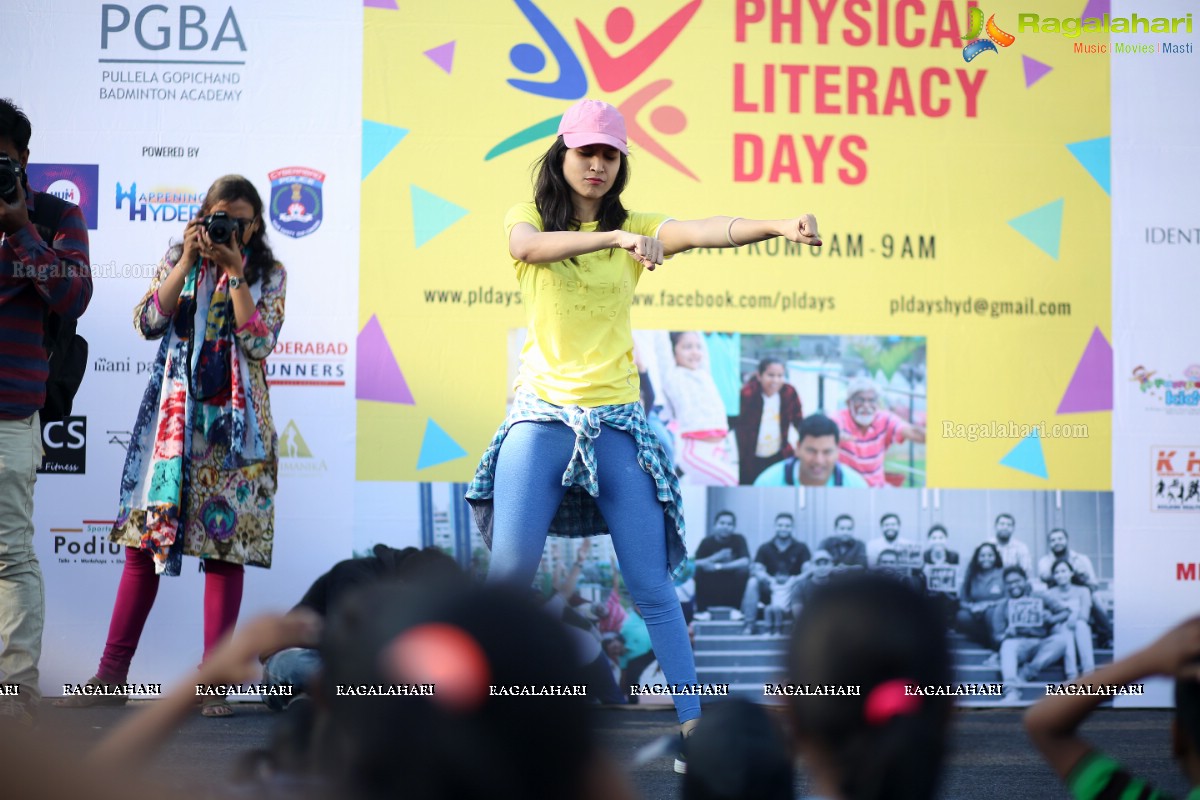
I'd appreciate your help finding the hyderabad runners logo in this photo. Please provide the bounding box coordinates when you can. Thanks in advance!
[961,7,1016,61]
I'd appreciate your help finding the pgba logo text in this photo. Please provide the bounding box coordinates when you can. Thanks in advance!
[100,4,246,51]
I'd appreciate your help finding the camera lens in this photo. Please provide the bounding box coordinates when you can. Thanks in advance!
[0,158,19,204]
[205,212,236,245]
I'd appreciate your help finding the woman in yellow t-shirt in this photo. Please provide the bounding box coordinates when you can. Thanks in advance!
[466,99,821,771]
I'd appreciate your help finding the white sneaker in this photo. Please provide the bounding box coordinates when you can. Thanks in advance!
[729,609,744,621]
[674,732,690,774]
[693,611,712,621]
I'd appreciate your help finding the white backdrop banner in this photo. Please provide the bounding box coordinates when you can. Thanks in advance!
[1111,0,1200,707]
[0,0,361,694]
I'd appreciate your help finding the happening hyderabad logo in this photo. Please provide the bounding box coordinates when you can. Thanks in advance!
[27,164,100,229]
[116,180,203,223]
[268,167,324,238]
[959,7,1015,62]
[488,0,702,181]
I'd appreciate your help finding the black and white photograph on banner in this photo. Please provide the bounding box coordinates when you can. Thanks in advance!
[692,486,1113,703]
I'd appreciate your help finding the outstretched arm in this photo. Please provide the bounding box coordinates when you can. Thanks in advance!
[509,222,662,270]
[86,612,321,769]
[1024,616,1200,781]
[657,215,821,256]
[900,420,926,444]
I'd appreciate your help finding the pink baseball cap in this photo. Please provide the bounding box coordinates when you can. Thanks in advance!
[557,99,628,155]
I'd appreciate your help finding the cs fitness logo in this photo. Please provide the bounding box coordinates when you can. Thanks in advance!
[489,0,702,181]
[960,7,1016,61]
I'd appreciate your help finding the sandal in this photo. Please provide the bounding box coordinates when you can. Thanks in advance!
[52,676,129,708]
[200,695,235,717]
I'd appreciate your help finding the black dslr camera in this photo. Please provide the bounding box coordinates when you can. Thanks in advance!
[0,154,26,204]
[201,211,243,245]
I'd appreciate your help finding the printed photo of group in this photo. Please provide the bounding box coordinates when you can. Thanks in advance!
[355,482,1113,705]
[688,487,1114,703]
[507,329,928,488]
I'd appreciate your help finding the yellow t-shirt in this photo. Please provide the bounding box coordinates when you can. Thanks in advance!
[504,202,670,407]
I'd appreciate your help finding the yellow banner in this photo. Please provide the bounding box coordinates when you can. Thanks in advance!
[360,0,1110,488]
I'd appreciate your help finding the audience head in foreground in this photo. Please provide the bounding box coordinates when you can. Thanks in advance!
[316,580,631,800]
[683,698,794,800]
[787,573,953,800]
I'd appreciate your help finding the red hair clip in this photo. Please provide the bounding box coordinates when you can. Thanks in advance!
[863,678,921,726]
[381,623,492,713]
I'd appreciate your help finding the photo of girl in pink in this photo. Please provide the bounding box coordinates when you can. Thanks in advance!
[662,331,737,486]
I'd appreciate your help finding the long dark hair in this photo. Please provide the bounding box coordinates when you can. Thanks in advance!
[173,174,277,285]
[963,542,1003,587]
[1048,557,1078,586]
[788,573,952,800]
[532,135,629,232]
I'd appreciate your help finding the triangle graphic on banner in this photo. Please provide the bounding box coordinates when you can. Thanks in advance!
[1066,137,1111,194]
[362,120,409,180]
[364,0,398,9]
[1000,429,1049,480]
[1008,199,1064,259]
[356,315,415,404]
[424,41,455,73]
[1058,327,1113,414]
[411,185,468,247]
[1021,55,1052,88]
[1082,0,1110,21]
[417,418,468,470]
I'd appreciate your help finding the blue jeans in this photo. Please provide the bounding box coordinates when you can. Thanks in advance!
[488,420,699,723]
[262,647,321,711]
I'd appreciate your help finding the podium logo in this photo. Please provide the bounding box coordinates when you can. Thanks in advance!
[961,8,1016,61]
[1178,563,1200,581]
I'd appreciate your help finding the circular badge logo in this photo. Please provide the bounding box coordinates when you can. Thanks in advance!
[45,179,81,204]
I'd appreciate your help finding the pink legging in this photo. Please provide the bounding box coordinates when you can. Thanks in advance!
[96,547,243,684]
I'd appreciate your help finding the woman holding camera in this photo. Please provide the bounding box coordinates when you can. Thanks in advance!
[56,175,285,717]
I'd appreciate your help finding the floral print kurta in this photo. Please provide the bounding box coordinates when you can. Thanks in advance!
[110,249,286,571]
